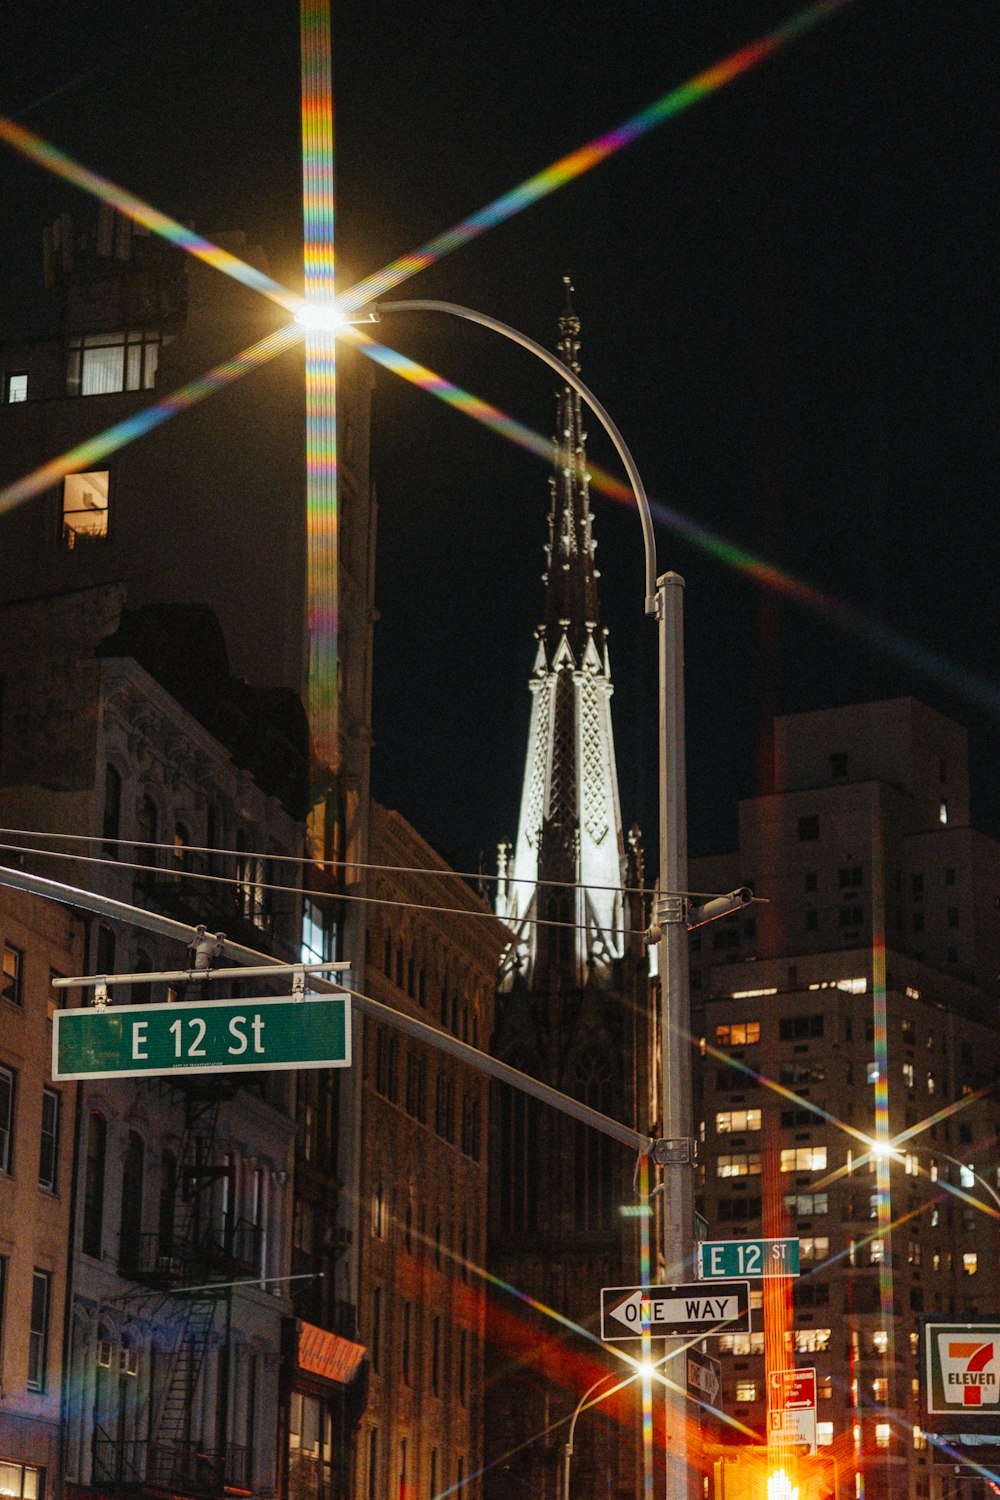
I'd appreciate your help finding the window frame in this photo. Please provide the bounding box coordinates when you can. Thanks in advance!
[38,1089,60,1192]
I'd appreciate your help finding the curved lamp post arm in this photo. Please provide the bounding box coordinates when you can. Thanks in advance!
[374,298,659,614]
[563,1370,640,1500]
[919,1146,1000,1215]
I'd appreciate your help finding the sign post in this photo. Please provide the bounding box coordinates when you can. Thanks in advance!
[601,1281,751,1341]
[53,994,350,1081]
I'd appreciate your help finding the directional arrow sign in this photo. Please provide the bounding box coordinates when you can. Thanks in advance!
[52,995,350,1080]
[687,1347,722,1406]
[600,1281,752,1341]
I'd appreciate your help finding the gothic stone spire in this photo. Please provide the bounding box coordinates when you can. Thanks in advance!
[497,282,626,992]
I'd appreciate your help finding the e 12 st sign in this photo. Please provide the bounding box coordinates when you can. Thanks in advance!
[53,995,350,1081]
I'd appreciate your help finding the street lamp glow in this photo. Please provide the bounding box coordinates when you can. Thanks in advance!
[767,1471,799,1500]
[294,300,346,333]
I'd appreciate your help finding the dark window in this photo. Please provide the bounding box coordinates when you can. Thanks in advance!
[119,1131,144,1272]
[461,1093,481,1161]
[102,764,122,857]
[805,872,818,892]
[2,943,23,1006]
[435,1073,455,1142]
[806,910,818,931]
[401,1301,412,1384]
[838,866,862,888]
[370,1285,381,1374]
[405,1051,427,1123]
[431,1317,441,1394]
[375,1028,399,1102]
[912,873,924,898]
[137,796,158,877]
[158,1149,177,1256]
[39,1089,59,1191]
[779,1015,824,1041]
[839,906,864,927]
[947,908,959,928]
[82,1111,107,1257]
[797,816,820,842]
[945,867,956,886]
[367,1429,378,1500]
[27,1270,50,1391]
[830,753,849,779]
[95,923,116,977]
[0,1065,14,1173]
[913,911,925,933]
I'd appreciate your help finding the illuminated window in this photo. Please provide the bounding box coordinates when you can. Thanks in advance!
[783,1191,828,1217]
[794,1328,831,1353]
[780,1146,827,1173]
[869,1240,885,1264]
[816,1422,834,1446]
[913,1427,927,1450]
[902,1063,914,1088]
[62,470,109,548]
[735,1381,758,1402]
[715,1022,760,1047]
[716,1109,761,1134]
[66,329,162,395]
[717,1153,761,1178]
[960,1165,975,1189]
[963,1253,978,1276]
[872,1377,889,1402]
[0,1463,42,1499]
[1,944,22,1006]
[875,1423,891,1449]
[872,1330,889,1355]
[939,801,948,825]
[717,1332,765,1356]
[6,372,27,403]
[799,1237,829,1264]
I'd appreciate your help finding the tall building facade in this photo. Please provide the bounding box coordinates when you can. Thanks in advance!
[0,207,378,1500]
[357,802,508,1500]
[690,698,1000,1500]
[0,890,85,1500]
[487,291,651,1500]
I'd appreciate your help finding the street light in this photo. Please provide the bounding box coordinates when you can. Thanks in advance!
[868,1139,1000,1215]
[369,294,696,1500]
[563,1365,657,1500]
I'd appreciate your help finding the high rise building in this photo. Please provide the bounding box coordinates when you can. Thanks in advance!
[690,698,1000,1500]
[0,207,378,1500]
[487,289,651,1500]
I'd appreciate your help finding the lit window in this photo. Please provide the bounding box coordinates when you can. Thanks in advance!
[794,1328,831,1353]
[875,1423,891,1449]
[735,1381,758,1402]
[6,373,27,402]
[717,1153,761,1178]
[717,1332,765,1356]
[780,1146,827,1173]
[867,1062,879,1084]
[2,944,22,1006]
[939,801,948,825]
[783,1191,828,1217]
[66,329,161,396]
[872,1330,889,1355]
[963,1253,978,1276]
[816,1422,834,1446]
[960,1165,975,1189]
[799,1236,829,1264]
[62,470,109,548]
[869,1240,884,1264]
[902,1063,914,1088]
[715,1022,760,1047]
[716,1109,761,1134]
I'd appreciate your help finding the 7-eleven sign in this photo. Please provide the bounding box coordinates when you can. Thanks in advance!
[925,1324,1000,1415]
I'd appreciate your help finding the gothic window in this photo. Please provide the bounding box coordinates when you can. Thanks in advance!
[572,1050,614,1232]
[102,764,122,857]
[119,1131,144,1273]
[83,1111,107,1257]
[496,1070,539,1234]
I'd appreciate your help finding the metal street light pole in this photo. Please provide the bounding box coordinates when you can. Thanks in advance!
[371,297,695,1500]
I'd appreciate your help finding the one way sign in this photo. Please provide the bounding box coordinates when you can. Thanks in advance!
[600,1281,752,1341]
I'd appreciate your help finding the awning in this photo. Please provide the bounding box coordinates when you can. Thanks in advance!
[297,1321,366,1386]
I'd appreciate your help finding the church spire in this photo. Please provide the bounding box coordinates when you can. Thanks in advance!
[497,283,626,992]
[541,276,601,665]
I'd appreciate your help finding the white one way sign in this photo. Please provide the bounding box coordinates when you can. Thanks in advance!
[601,1281,752,1341]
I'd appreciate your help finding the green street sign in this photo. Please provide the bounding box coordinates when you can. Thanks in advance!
[698,1238,800,1280]
[52,995,351,1081]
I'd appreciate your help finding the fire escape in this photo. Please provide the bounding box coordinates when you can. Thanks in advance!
[92,1084,260,1498]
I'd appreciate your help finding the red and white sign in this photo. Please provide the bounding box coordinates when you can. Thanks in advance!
[768,1368,817,1452]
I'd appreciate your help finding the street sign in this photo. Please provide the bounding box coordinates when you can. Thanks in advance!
[601,1281,752,1341]
[768,1368,817,1453]
[52,995,351,1081]
[687,1347,722,1407]
[922,1320,1000,1426]
[698,1238,800,1280]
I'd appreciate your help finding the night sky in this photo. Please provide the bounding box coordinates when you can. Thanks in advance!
[2,1,997,876]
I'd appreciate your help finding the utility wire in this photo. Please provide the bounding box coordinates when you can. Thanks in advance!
[0,839,650,941]
[0,825,724,902]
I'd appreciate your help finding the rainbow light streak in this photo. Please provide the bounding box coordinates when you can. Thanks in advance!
[300,0,340,777]
[870,829,896,1426]
[0,325,302,517]
[0,113,299,315]
[342,0,855,313]
[348,328,1000,719]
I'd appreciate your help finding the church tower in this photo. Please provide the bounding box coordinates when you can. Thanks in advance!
[487,285,649,1500]
[495,281,627,988]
